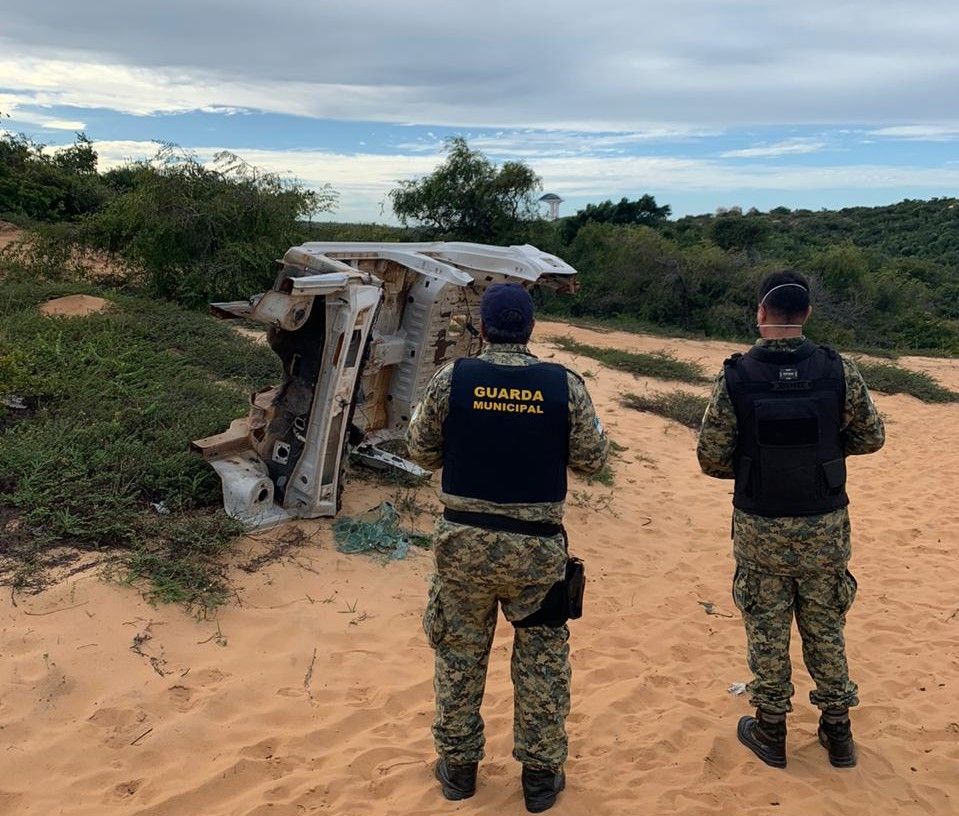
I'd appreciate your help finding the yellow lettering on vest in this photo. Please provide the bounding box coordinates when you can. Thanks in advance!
[469,384,552,414]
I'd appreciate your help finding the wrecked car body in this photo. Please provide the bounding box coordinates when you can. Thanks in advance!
[192,242,578,528]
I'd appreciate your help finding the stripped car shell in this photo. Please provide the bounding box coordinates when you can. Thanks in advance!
[192,242,578,528]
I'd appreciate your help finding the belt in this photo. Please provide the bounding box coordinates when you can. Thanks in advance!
[442,508,563,538]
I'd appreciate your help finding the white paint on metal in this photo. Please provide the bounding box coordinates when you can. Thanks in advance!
[198,241,580,527]
[210,454,290,529]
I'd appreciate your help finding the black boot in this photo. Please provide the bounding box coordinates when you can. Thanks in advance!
[818,709,857,768]
[737,709,787,768]
[521,765,565,813]
[434,759,478,800]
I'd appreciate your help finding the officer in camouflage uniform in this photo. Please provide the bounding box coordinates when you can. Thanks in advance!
[697,269,885,769]
[408,283,607,812]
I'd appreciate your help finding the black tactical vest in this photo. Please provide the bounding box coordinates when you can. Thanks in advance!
[725,341,848,518]
[442,357,570,504]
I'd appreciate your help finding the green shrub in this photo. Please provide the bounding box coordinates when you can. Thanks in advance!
[0,131,107,223]
[550,335,709,384]
[856,361,959,403]
[83,148,333,307]
[621,391,709,428]
[0,276,281,608]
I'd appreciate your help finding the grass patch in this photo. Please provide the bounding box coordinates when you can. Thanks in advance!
[586,463,615,487]
[549,335,709,384]
[856,361,959,403]
[608,438,628,454]
[622,391,709,429]
[0,275,281,610]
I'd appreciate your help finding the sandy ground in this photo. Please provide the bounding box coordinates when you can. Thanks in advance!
[1,320,957,816]
[38,294,112,318]
[0,221,136,284]
[0,222,23,253]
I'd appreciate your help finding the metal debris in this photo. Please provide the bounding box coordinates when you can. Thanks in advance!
[193,242,579,528]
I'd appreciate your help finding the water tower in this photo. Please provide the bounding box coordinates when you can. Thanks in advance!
[539,193,564,220]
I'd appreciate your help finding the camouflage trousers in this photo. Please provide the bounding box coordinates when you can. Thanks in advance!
[733,563,859,714]
[423,518,570,769]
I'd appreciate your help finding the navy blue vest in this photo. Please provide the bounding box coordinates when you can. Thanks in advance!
[442,357,570,504]
[725,341,848,518]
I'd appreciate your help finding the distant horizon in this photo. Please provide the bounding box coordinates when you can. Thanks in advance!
[302,191,959,227]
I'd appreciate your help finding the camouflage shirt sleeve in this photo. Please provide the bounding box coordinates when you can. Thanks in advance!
[566,371,609,476]
[841,356,886,455]
[406,362,455,469]
[696,370,737,479]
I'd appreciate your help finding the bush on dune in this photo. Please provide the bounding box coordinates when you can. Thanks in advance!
[82,148,334,307]
[621,391,710,429]
[855,361,959,403]
[549,335,710,385]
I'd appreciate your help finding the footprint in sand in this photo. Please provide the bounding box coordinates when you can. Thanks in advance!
[240,738,280,760]
[0,792,23,812]
[110,779,144,800]
[167,684,194,712]
[276,686,306,698]
[166,668,231,711]
[87,707,151,748]
[191,667,230,685]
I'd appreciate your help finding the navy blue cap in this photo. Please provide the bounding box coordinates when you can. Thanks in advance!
[480,283,534,338]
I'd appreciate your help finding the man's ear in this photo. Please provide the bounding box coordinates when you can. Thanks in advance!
[804,305,813,323]
[757,304,767,325]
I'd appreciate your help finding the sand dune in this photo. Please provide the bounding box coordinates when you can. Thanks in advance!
[1,321,957,815]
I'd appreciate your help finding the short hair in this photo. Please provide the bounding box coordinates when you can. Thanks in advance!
[485,323,534,345]
[758,270,811,319]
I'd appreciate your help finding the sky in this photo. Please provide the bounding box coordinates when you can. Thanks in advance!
[2,1,959,222]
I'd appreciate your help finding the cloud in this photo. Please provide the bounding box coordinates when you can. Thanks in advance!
[1,2,958,128]
[534,156,959,197]
[868,124,959,141]
[721,140,826,159]
[0,93,86,131]
[395,128,719,158]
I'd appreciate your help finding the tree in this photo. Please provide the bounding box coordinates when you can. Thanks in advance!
[388,138,541,242]
[709,213,770,254]
[85,146,335,306]
[0,127,107,222]
[561,195,671,242]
